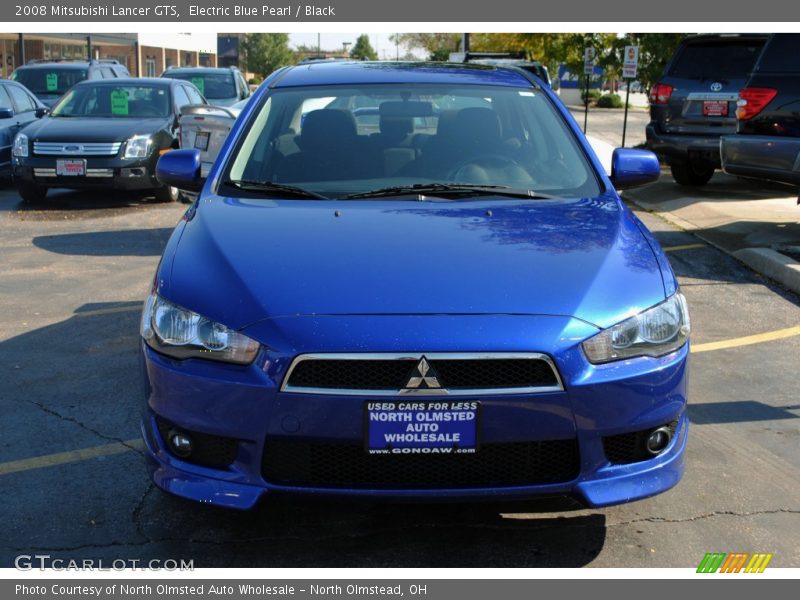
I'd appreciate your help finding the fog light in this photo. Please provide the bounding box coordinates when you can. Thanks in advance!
[645,427,672,455]
[168,430,193,458]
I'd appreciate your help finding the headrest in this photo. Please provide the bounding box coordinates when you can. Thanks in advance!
[299,109,357,151]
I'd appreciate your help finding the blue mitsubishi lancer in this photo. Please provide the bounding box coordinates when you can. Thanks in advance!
[142,61,690,509]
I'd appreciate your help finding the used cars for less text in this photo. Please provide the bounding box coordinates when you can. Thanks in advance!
[142,62,690,509]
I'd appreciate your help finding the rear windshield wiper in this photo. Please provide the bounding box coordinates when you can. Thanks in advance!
[343,183,553,200]
[225,179,329,200]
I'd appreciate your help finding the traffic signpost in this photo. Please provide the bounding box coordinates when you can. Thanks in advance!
[621,45,639,147]
[583,47,595,133]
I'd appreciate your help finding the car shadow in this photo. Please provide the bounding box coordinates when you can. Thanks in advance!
[0,302,607,568]
[32,228,174,257]
[689,401,799,425]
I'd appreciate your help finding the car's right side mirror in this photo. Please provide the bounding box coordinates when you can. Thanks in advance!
[34,107,49,119]
[610,148,661,190]
[0,107,14,119]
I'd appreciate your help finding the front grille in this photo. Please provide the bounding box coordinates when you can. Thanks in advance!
[261,439,580,488]
[603,420,679,464]
[156,419,238,469]
[282,353,561,395]
[33,141,122,156]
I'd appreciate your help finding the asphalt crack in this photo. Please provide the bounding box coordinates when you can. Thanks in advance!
[23,398,143,457]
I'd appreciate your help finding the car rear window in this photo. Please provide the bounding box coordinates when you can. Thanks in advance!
[756,34,800,73]
[668,39,765,80]
[11,67,88,95]
[166,71,236,100]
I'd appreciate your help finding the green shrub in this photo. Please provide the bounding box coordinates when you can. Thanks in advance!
[597,93,624,108]
[581,89,602,105]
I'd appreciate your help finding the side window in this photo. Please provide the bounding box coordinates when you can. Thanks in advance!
[0,85,14,110]
[238,73,249,98]
[173,85,191,112]
[184,85,205,105]
[7,84,36,112]
[101,68,115,79]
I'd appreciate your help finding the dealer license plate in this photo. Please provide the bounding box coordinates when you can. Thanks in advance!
[194,131,210,151]
[55,159,86,176]
[365,401,479,454]
[703,100,728,116]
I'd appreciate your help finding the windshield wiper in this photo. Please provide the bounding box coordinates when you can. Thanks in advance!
[343,183,552,200]
[225,179,329,200]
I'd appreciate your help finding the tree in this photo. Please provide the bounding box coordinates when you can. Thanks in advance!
[240,33,294,79]
[390,33,462,61]
[350,35,378,61]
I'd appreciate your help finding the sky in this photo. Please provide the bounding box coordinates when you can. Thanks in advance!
[288,32,427,59]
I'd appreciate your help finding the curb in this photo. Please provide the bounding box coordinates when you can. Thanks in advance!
[733,248,800,296]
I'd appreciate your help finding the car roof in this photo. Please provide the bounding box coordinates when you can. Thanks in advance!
[272,61,535,88]
[72,77,175,87]
[17,62,93,70]
[163,67,236,74]
[680,33,770,44]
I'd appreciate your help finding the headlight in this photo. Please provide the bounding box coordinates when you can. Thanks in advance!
[124,134,152,159]
[12,133,29,158]
[582,292,690,364]
[140,292,259,364]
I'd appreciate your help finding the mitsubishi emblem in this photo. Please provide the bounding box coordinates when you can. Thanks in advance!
[405,357,442,389]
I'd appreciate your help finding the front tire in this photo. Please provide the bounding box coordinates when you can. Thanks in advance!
[670,161,715,187]
[153,185,179,203]
[17,181,48,205]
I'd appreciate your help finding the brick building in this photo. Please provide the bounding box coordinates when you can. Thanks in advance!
[0,33,217,79]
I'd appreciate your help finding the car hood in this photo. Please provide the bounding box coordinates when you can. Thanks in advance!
[164,194,667,331]
[22,116,171,142]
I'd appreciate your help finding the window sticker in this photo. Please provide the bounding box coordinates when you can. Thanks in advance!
[110,89,129,115]
[46,73,58,92]
[191,77,205,95]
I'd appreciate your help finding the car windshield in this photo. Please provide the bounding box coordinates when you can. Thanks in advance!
[11,67,88,95]
[50,84,171,118]
[167,71,235,99]
[668,40,765,80]
[224,83,600,199]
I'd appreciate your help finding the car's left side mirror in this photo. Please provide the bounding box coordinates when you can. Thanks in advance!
[610,148,661,190]
[35,107,49,119]
[0,107,14,119]
[156,149,204,192]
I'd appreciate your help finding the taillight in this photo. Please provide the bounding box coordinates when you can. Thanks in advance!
[649,83,674,105]
[736,87,778,120]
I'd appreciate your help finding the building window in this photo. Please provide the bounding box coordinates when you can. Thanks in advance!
[145,57,156,77]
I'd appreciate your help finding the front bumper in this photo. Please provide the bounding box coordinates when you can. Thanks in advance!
[645,123,723,167]
[721,134,800,187]
[140,314,689,510]
[13,153,161,191]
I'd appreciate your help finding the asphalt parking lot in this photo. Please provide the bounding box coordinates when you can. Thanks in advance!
[1,178,799,569]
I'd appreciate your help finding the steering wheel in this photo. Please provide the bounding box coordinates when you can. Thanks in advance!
[446,154,534,186]
[136,105,163,117]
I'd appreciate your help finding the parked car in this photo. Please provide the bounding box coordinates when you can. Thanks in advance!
[451,51,551,87]
[0,80,48,179]
[721,34,800,192]
[10,58,129,108]
[178,98,248,177]
[11,77,207,204]
[145,61,689,510]
[645,34,769,186]
[161,66,250,108]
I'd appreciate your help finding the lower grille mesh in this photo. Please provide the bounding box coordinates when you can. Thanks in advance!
[261,439,580,489]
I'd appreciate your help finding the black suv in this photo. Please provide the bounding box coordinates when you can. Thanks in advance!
[721,34,800,191]
[645,34,769,186]
[160,66,250,107]
[12,77,207,204]
[11,59,130,108]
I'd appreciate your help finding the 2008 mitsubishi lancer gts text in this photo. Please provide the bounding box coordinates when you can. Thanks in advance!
[140,61,690,509]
